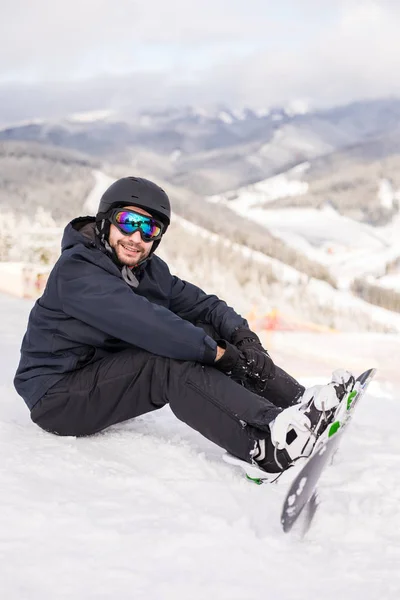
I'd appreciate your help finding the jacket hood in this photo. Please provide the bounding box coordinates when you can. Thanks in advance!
[60,217,151,287]
[61,217,98,253]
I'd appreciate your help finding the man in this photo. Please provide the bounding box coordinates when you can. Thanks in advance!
[14,177,354,476]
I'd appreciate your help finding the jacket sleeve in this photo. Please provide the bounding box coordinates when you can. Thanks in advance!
[57,254,217,364]
[169,275,248,341]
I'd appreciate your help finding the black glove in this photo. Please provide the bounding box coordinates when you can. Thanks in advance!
[231,327,263,351]
[215,338,275,394]
[214,340,249,382]
[231,327,276,387]
[242,348,275,393]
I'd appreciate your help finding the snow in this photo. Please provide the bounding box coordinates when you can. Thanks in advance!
[1,163,398,335]
[67,110,115,123]
[253,107,271,118]
[173,212,400,332]
[208,167,400,289]
[2,168,400,597]
[377,272,400,292]
[378,178,395,209]
[262,125,334,156]
[379,202,400,245]
[249,207,381,251]
[0,117,45,131]
[231,108,247,121]
[207,163,310,208]
[1,291,400,599]
[284,99,311,117]
[219,111,234,125]
[248,206,400,287]
[83,170,116,215]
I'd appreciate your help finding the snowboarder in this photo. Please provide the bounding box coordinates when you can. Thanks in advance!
[14,177,354,475]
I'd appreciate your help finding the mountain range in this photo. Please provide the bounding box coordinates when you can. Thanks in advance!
[3,97,400,200]
[1,96,400,324]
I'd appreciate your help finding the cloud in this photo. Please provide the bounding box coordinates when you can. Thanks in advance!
[199,0,400,107]
[1,0,400,113]
[1,0,278,77]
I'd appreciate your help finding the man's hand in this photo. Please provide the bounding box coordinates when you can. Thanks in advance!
[214,341,248,381]
[214,335,275,393]
[231,327,265,353]
[215,345,226,362]
[231,327,276,389]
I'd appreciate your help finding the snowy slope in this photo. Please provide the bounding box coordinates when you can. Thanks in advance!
[207,167,400,289]
[208,162,311,208]
[83,169,116,214]
[169,215,400,333]
[1,292,400,600]
[377,272,400,292]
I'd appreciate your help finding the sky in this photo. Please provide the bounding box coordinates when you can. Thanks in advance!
[2,0,400,117]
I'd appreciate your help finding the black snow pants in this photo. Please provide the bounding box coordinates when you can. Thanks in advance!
[31,334,304,464]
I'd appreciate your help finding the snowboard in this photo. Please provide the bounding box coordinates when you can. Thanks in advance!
[280,368,376,533]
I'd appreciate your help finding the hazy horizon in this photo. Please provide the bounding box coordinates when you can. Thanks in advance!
[2,1,400,123]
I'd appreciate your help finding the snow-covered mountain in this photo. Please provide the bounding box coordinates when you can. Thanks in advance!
[0,141,98,223]
[206,160,400,298]
[3,98,400,195]
[2,97,400,322]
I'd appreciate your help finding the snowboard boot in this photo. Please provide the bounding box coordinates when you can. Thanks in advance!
[223,397,339,484]
[252,369,355,474]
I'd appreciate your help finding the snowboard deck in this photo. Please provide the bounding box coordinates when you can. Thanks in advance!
[280,368,376,533]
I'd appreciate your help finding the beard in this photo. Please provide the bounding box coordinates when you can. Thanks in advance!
[113,240,149,266]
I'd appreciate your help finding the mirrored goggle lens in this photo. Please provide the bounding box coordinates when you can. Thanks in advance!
[113,210,162,240]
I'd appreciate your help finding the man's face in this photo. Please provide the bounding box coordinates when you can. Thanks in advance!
[108,205,154,267]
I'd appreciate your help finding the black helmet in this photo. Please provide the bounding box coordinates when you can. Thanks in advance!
[97,177,171,230]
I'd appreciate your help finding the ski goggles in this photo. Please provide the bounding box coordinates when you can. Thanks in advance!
[109,209,164,242]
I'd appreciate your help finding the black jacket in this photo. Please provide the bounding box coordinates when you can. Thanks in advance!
[14,217,248,409]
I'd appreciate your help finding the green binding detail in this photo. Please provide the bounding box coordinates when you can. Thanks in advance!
[347,390,357,410]
[246,474,263,485]
[329,421,341,437]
